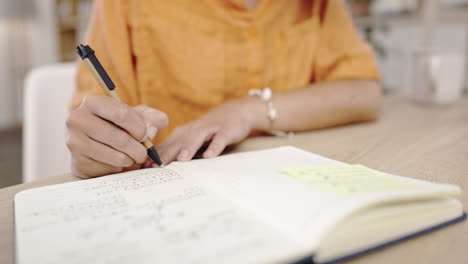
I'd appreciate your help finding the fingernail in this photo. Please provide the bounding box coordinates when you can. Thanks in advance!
[147,126,158,140]
[177,149,189,161]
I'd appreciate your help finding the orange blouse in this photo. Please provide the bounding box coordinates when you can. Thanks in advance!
[73,0,379,143]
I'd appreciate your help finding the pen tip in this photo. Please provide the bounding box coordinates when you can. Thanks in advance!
[147,147,163,167]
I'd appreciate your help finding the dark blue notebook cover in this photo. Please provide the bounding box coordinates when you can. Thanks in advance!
[290,212,467,264]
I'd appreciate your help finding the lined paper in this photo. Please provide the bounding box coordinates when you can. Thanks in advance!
[15,168,301,264]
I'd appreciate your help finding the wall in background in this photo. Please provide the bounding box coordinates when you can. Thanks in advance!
[366,0,468,92]
[29,0,60,68]
[0,21,16,130]
[0,0,59,130]
[374,23,467,92]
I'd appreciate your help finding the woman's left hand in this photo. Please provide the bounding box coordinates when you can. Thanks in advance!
[157,98,264,164]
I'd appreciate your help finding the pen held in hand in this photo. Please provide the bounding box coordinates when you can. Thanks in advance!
[76,44,164,167]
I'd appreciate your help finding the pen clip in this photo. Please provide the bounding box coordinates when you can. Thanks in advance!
[76,44,116,91]
[76,44,95,59]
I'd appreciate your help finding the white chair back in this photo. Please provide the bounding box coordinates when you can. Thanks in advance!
[23,63,76,182]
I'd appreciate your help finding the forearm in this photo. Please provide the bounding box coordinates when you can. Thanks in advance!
[157,80,381,163]
[248,80,382,132]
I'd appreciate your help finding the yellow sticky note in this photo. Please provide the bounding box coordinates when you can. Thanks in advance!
[283,165,423,196]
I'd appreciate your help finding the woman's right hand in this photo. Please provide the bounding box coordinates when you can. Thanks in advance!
[66,94,168,178]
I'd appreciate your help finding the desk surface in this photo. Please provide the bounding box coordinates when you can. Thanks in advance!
[1,94,467,264]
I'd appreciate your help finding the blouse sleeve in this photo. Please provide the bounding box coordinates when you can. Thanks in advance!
[313,0,380,82]
[71,0,138,109]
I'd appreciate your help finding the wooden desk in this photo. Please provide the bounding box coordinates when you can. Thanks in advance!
[1,94,467,263]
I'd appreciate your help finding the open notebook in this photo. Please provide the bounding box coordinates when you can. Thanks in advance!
[15,146,465,264]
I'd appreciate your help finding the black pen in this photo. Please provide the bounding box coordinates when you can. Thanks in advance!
[76,44,164,167]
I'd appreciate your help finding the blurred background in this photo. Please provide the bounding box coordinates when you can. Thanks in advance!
[0,0,467,188]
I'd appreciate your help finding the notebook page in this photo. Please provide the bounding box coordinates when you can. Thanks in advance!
[15,168,307,264]
[170,146,460,248]
[283,165,444,196]
[170,147,346,245]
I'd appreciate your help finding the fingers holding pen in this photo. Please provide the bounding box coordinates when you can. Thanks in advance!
[81,94,148,142]
[133,104,169,135]
[73,45,168,177]
[71,153,124,179]
[67,107,148,165]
